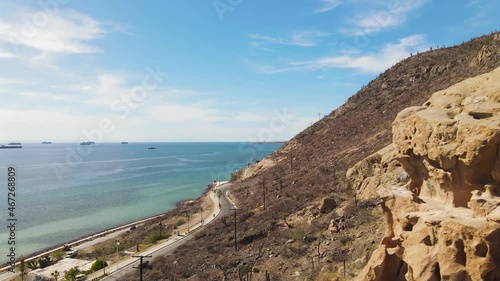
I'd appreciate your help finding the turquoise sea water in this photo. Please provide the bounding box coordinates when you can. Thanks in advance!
[0,142,281,263]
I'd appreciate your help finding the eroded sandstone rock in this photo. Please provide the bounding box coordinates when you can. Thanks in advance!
[354,67,500,281]
[393,67,500,207]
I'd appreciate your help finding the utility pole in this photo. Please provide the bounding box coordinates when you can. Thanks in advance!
[159,219,163,238]
[231,208,238,252]
[261,177,266,210]
[102,249,106,275]
[132,255,152,281]
[19,256,25,281]
[116,241,120,270]
[200,207,204,226]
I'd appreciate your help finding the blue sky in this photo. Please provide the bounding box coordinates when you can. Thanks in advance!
[0,0,498,142]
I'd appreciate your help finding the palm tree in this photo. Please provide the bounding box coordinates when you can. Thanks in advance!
[199,206,204,225]
[217,189,222,208]
[185,214,190,233]
[51,270,60,281]
[19,256,26,281]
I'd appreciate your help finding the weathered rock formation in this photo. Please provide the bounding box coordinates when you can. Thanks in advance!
[393,68,500,208]
[352,67,500,280]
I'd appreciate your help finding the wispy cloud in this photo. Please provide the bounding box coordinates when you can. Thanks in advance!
[0,108,94,140]
[248,30,330,47]
[148,102,225,123]
[314,0,342,14]
[256,35,427,74]
[250,41,275,52]
[80,73,129,106]
[18,91,71,101]
[448,0,495,35]
[235,112,269,122]
[342,0,429,35]
[464,0,492,29]
[0,9,106,56]
[0,50,16,58]
[0,77,25,84]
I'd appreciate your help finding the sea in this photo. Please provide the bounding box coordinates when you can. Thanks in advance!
[0,142,281,263]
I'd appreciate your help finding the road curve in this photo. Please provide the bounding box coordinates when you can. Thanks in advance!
[97,183,236,281]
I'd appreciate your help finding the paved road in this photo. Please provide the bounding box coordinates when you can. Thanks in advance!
[0,211,167,281]
[97,183,236,281]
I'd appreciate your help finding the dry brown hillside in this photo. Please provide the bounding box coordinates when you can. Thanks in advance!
[128,32,500,280]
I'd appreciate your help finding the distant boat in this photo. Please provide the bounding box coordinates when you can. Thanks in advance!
[121,142,129,144]
[0,143,22,149]
[80,141,95,145]
[42,141,52,144]
[148,147,156,150]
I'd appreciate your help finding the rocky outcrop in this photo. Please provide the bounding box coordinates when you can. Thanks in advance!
[357,186,500,281]
[354,67,500,280]
[347,144,408,200]
[392,67,500,208]
[471,34,500,67]
[318,197,337,213]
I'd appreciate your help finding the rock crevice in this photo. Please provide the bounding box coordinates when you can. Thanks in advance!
[353,67,500,280]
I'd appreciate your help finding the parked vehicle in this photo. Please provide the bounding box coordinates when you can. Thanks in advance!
[65,250,78,258]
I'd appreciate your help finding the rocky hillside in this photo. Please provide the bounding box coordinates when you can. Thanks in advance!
[352,67,500,280]
[130,32,500,281]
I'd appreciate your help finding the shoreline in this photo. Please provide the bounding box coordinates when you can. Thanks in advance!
[86,180,232,280]
[0,181,221,272]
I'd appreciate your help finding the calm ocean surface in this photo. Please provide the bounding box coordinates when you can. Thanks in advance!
[0,142,281,262]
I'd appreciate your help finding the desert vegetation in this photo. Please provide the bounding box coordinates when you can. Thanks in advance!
[118,32,500,280]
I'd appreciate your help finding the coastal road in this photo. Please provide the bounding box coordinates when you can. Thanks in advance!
[0,211,168,281]
[96,182,236,281]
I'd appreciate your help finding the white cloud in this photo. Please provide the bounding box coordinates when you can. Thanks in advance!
[148,102,225,123]
[0,50,16,58]
[83,73,130,106]
[18,91,70,101]
[142,111,315,142]
[161,88,200,98]
[343,0,429,35]
[0,108,94,141]
[250,41,275,52]
[235,112,269,122]
[249,30,330,47]
[257,35,427,74]
[314,0,342,14]
[0,77,25,84]
[0,9,105,55]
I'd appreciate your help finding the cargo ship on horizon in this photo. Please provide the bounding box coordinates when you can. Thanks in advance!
[0,142,22,149]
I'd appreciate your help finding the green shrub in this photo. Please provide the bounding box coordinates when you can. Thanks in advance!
[175,219,186,227]
[64,267,80,281]
[50,249,66,262]
[91,259,108,271]
[230,169,244,182]
[144,230,171,244]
